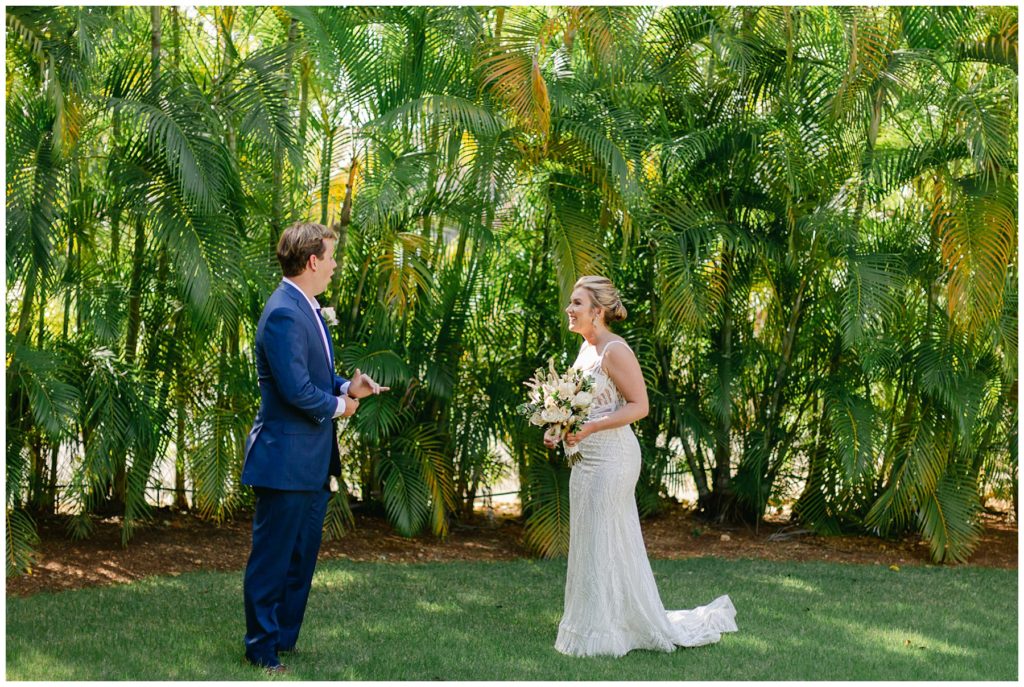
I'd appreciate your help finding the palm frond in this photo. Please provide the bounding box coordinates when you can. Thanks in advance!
[937,177,1016,331]
[866,417,947,535]
[953,9,1018,72]
[825,388,875,481]
[108,79,234,215]
[6,93,63,279]
[548,183,608,307]
[6,508,40,576]
[376,451,431,537]
[553,117,637,200]
[953,88,1014,175]
[367,95,505,141]
[190,407,242,523]
[523,455,571,557]
[6,343,80,438]
[222,44,297,154]
[916,465,983,563]
[840,252,905,346]
[395,423,456,537]
[322,489,356,541]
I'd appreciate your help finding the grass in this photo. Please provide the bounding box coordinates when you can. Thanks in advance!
[6,557,1017,680]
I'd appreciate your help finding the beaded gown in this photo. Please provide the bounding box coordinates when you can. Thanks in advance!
[554,340,738,657]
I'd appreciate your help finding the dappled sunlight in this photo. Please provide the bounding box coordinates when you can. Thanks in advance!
[824,617,977,660]
[772,575,823,595]
[726,633,773,654]
[6,645,79,681]
[314,569,359,590]
[414,600,459,614]
[6,559,1016,680]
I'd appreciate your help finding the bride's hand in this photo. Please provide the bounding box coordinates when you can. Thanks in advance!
[543,426,560,449]
[565,424,593,447]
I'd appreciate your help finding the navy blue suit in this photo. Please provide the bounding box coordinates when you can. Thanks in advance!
[241,281,348,667]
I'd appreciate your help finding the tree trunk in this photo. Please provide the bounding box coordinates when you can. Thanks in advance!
[150,7,161,95]
[494,7,504,41]
[14,266,38,347]
[328,160,359,311]
[293,56,311,216]
[62,232,73,338]
[271,18,299,238]
[171,7,181,70]
[319,117,334,224]
[124,218,146,364]
[47,442,60,514]
[654,334,711,513]
[709,292,734,521]
[115,6,161,510]
[110,106,122,267]
[175,379,189,510]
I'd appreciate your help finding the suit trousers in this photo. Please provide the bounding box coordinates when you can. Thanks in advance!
[243,486,330,665]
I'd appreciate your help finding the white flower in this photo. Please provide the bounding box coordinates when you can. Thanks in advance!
[556,381,576,398]
[541,406,571,424]
[541,407,562,423]
[572,391,593,408]
[320,307,339,326]
[529,411,546,426]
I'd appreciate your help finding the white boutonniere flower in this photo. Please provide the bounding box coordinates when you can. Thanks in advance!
[320,307,338,326]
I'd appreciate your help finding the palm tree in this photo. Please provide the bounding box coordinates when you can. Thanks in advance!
[6,5,1015,572]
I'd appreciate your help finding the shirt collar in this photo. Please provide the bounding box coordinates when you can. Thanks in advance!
[281,277,320,313]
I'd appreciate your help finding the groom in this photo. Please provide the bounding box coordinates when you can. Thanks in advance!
[241,221,387,673]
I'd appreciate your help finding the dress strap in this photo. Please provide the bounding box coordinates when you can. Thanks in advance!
[598,340,632,357]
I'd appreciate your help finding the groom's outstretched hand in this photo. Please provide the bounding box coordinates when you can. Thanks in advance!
[348,368,391,399]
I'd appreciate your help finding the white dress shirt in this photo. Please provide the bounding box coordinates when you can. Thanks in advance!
[281,278,350,417]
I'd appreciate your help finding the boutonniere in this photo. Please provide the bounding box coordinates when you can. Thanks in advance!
[321,307,338,326]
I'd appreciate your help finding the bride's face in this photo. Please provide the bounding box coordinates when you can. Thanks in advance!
[565,288,601,333]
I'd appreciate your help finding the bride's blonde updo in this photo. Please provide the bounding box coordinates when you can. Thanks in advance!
[575,276,628,323]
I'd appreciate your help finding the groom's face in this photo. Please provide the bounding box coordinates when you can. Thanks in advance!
[309,239,337,296]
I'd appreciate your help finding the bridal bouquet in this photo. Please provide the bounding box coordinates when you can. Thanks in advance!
[520,359,594,464]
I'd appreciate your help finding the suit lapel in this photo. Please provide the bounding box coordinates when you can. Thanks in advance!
[316,311,335,368]
[282,282,333,370]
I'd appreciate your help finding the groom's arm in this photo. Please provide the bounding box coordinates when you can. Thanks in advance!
[263,307,339,424]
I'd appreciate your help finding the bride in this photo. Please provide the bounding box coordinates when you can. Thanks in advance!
[546,276,738,657]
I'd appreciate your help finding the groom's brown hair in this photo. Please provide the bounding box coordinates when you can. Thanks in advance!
[277,222,338,277]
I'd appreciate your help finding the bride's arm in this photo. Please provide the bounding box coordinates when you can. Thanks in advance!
[566,345,649,444]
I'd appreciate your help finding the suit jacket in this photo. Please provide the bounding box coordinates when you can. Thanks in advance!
[242,282,348,491]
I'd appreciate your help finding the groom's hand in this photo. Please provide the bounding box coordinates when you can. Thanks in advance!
[341,395,360,417]
[348,368,391,399]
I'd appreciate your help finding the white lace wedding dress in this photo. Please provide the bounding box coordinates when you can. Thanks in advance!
[555,339,738,657]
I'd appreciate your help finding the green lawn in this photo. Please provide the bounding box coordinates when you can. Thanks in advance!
[6,557,1016,680]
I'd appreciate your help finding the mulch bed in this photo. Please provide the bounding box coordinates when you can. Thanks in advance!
[6,505,1016,598]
